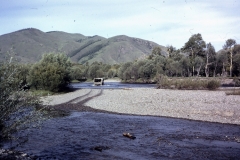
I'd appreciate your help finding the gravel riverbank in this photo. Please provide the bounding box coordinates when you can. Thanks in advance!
[2,88,239,159]
[42,88,240,125]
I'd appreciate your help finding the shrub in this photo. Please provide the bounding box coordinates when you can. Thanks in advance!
[28,53,72,92]
[0,61,44,141]
[225,90,240,95]
[157,75,171,88]
[206,80,221,90]
[233,77,240,87]
[157,76,220,90]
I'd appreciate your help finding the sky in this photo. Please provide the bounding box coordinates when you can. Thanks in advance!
[0,0,240,51]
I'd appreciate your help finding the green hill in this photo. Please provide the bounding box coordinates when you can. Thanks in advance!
[0,28,166,64]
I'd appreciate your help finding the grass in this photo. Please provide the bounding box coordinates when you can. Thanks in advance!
[157,76,221,90]
[225,89,240,95]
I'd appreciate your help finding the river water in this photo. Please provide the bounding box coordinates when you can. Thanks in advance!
[70,82,157,89]
[1,82,240,159]
[3,112,240,159]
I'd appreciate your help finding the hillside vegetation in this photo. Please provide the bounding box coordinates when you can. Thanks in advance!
[0,28,163,64]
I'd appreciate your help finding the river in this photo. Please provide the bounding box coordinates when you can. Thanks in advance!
[1,82,240,159]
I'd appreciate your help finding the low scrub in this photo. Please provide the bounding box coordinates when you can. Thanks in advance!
[225,90,240,95]
[206,80,221,90]
[157,76,220,90]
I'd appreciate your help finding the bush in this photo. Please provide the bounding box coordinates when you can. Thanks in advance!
[225,90,240,95]
[0,61,43,141]
[206,80,221,90]
[233,77,240,87]
[28,53,72,92]
[157,76,220,90]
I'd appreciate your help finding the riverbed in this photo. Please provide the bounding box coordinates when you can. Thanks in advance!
[2,82,240,159]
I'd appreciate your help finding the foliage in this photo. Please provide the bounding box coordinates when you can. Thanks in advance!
[233,54,240,76]
[157,76,220,90]
[117,34,240,84]
[149,47,163,59]
[223,39,237,77]
[216,50,229,77]
[204,43,216,77]
[0,61,43,140]
[223,39,236,50]
[70,64,85,81]
[69,61,119,81]
[225,90,240,95]
[28,53,72,92]
[181,33,206,76]
[206,80,221,90]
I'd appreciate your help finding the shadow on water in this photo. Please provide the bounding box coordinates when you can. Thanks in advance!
[3,112,240,160]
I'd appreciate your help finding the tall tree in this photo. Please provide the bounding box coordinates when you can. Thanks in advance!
[194,56,204,77]
[223,39,236,77]
[182,33,206,76]
[204,43,216,77]
[217,50,228,77]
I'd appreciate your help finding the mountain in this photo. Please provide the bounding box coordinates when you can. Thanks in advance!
[0,28,166,64]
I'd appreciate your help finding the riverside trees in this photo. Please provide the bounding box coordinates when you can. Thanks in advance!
[118,33,239,82]
[28,53,72,92]
[223,39,236,77]
[181,33,206,76]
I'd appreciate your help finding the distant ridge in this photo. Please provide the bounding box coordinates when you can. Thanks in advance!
[0,28,166,64]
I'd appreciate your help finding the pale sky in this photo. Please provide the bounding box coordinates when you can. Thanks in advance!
[0,0,239,51]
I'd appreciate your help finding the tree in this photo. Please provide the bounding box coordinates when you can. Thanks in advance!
[118,62,132,80]
[223,39,236,77]
[182,33,206,76]
[165,58,181,77]
[179,56,191,77]
[107,69,117,78]
[217,50,228,77]
[142,61,156,79]
[204,43,216,77]
[154,55,166,75]
[166,45,176,57]
[149,47,163,59]
[233,54,240,76]
[167,45,183,61]
[70,65,84,81]
[28,53,72,92]
[194,56,204,77]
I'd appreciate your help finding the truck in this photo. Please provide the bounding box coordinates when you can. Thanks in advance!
[93,78,104,86]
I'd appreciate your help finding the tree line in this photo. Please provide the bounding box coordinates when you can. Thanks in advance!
[118,34,240,82]
[1,33,239,93]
